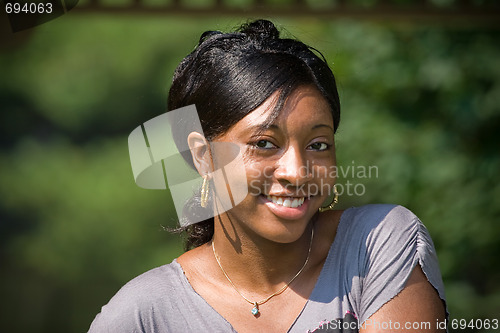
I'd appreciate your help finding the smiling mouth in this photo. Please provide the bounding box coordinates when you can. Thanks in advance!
[265,195,306,208]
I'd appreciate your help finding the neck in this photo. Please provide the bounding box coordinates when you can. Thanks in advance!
[211,212,316,296]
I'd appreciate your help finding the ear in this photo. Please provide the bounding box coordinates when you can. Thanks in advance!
[187,132,213,176]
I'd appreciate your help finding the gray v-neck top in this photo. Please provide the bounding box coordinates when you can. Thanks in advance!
[88,204,447,332]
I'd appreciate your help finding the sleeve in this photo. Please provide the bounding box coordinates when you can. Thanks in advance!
[87,283,149,333]
[357,205,447,324]
[87,265,174,333]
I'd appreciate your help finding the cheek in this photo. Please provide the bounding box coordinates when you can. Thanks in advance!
[210,150,250,210]
[311,162,337,197]
[244,161,274,196]
[312,162,336,180]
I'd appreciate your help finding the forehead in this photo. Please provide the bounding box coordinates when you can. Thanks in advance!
[238,85,333,133]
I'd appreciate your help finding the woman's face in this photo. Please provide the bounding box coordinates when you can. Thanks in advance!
[212,85,336,244]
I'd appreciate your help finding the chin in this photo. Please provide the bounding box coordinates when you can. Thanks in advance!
[251,196,318,243]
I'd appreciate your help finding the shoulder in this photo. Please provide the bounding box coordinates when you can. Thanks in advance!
[341,204,423,241]
[315,204,447,325]
[330,204,441,291]
[340,204,435,263]
[339,205,447,322]
[317,204,424,264]
[113,261,184,303]
[346,204,419,226]
[88,260,186,332]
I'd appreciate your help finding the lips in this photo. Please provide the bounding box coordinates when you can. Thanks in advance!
[266,195,305,208]
[260,194,311,220]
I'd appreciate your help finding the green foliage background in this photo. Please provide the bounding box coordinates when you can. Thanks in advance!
[1,10,499,333]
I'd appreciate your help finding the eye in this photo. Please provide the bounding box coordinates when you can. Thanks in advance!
[254,140,277,149]
[308,142,330,151]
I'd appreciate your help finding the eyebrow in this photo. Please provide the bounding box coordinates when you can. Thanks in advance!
[248,123,334,134]
[311,124,334,132]
[245,123,277,136]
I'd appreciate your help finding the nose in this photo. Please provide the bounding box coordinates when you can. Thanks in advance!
[274,146,311,187]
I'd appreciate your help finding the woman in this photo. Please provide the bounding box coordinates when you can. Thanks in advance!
[89,20,447,332]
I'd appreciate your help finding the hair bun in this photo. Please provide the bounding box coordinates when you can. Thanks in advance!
[198,30,222,45]
[240,19,279,40]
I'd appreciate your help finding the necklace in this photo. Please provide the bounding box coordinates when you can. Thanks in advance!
[211,226,314,316]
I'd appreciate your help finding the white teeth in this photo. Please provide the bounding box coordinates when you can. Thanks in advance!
[268,195,306,208]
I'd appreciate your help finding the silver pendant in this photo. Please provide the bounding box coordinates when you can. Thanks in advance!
[251,302,259,316]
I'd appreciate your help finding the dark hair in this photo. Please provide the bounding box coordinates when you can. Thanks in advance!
[168,19,341,251]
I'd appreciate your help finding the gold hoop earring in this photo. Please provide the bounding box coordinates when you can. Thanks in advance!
[319,185,339,212]
[200,175,209,208]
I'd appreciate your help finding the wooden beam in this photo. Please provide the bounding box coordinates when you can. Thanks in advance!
[71,2,500,26]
